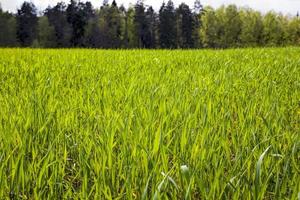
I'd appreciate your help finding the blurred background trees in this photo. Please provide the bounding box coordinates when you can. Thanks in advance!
[0,0,300,48]
[0,7,18,47]
[16,2,38,47]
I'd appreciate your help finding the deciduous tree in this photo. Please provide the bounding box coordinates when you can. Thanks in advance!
[16,2,38,47]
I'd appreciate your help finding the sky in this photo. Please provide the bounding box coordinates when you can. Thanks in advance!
[1,0,300,15]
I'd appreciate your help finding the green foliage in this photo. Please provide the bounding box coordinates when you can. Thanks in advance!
[222,5,242,47]
[37,16,56,48]
[200,6,220,48]
[1,1,300,48]
[286,17,300,45]
[176,3,195,48]
[16,2,38,47]
[0,10,18,47]
[45,2,72,47]
[262,12,285,46]
[66,0,94,47]
[159,0,177,48]
[126,6,139,48]
[96,2,123,48]
[206,5,242,48]
[239,9,263,47]
[0,48,299,199]
[106,1,122,48]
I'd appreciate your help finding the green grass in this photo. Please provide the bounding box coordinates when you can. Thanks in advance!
[0,48,299,199]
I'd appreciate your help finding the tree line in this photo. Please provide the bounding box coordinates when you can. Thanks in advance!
[0,0,300,48]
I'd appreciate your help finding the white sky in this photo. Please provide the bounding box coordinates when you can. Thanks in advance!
[1,0,300,15]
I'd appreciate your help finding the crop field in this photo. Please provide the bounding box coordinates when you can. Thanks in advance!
[0,48,299,199]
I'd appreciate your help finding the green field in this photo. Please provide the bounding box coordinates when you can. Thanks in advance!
[0,48,299,199]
